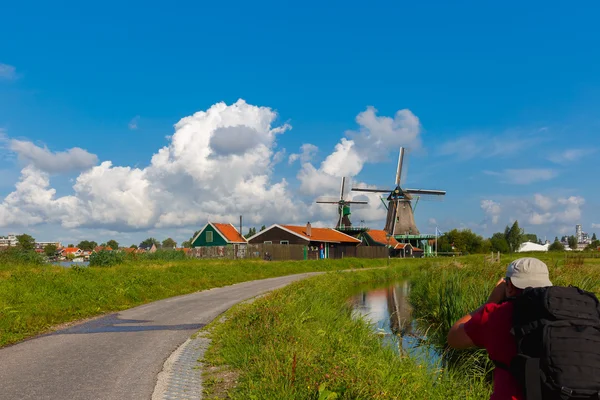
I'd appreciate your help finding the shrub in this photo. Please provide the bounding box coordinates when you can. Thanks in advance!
[89,250,126,267]
[0,248,45,265]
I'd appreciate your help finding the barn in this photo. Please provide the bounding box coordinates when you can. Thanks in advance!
[246,222,360,259]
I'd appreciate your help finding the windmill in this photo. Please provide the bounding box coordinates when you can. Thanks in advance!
[316,177,368,230]
[352,147,445,236]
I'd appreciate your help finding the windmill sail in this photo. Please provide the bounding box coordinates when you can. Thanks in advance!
[351,146,445,237]
[315,177,368,230]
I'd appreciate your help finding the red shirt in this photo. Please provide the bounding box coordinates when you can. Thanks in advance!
[464,302,524,400]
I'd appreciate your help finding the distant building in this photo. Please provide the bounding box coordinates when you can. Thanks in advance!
[517,241,550,252]
[0,234,18,247]
[576,224,582,243]
[359,229,415,258]
[35,241,62,250]
[138,243,158,253]
[59,247,83,257]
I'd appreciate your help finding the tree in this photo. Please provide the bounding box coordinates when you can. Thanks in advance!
[100,243,107,247]
[140,238,160,248]
[244,227,257,238]
[130,244,138,249]
[77,240,98,251]
[68,244,74,248]
[522,233,538,243]
[162,238,177,249]
[505,221,523,253]
[106,240,119,250]
[16,234,36,251]
[183,230,201,248]
[593,233,597,241]
[260,225,266,231]
[489,232,510,253]
[436,229,485,254]
[567,235,578,250]
[44,244,58,257]
[549,240,565,251]
[554,237,559,243]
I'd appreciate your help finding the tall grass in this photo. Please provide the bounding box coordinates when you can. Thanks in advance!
[408,254,600,383]
[203,267,492,399]
[0,257,386,347]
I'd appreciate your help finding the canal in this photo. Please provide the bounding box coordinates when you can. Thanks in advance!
[348,281,441,366]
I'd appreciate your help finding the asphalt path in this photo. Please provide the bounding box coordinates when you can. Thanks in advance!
[0,272,321,400]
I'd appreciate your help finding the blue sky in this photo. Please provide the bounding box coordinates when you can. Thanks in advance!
[1,1,598,246]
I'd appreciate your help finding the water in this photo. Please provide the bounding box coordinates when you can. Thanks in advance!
[349,281,441,366]
[54,261,90,268]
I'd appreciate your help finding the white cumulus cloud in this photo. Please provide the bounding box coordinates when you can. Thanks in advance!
[0,100,425,234]
[289,143,318,164]
[480,199,501,224]
[8,139,98,173]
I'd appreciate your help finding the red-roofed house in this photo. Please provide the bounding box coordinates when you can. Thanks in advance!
[94,246,113,252]
[59,247,83,257]
[247,222,361,259]
[359,229,415,258]
[191,222,247,247]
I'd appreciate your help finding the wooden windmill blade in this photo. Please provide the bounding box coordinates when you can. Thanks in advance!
[351,188,391,193]
[316,197,341,204]
[396,147,405,186]
[345,200,369,205]
[404,189,446,196]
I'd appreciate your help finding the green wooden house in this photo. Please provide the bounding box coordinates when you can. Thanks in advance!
[191,222,247,247]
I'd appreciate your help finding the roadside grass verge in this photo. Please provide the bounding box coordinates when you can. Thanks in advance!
[202,266,492,399]
[0,257,386,347]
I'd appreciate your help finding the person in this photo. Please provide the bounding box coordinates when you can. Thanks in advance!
[447,257,553,400]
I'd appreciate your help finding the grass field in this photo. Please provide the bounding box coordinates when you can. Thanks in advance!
[0,257,385,347]
[202,253,600,399]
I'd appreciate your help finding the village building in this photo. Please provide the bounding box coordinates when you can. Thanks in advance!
[138,243,158,253]
[517,241,550,252]
[191,223,247,247]
[359,229,415,258]
[59,247,83,258]
[94,246,113,252]
[247,223,360,259]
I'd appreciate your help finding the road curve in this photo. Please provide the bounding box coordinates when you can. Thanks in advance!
[0,272,321,400]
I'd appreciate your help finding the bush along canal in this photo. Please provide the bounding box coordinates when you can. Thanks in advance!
[201,265,492,400]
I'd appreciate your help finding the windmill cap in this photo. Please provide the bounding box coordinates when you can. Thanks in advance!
[506,258,553,289]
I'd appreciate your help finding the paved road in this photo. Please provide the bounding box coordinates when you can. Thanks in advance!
[0,272,320,400]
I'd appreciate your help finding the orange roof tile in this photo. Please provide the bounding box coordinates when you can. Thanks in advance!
[94,246,113,252]
[61,247,81,254]
[366,230,400,247]
[213,223,247,243]
[281,225,361,243]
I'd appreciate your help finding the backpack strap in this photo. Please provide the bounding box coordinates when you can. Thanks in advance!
[524,357,542,400]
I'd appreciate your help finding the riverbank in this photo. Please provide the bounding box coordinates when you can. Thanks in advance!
[202,264,492,399]
[0,258,384,347]
[202,254,600,399]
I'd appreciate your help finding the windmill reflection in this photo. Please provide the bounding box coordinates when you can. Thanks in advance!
[350,282,414,351]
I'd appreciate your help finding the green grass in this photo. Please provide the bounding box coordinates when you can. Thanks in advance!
[202,253,600,399]
[0,257,387,347]
[202,264,492,399]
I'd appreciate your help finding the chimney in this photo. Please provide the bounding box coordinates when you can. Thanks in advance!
[306,221,311,237]
[239,215,243,236]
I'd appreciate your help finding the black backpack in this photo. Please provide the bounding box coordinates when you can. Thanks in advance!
[497,286,600,400]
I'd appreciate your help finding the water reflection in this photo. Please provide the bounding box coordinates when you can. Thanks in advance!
[349,281,440,366]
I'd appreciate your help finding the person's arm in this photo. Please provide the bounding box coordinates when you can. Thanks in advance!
[447,278,507,349]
